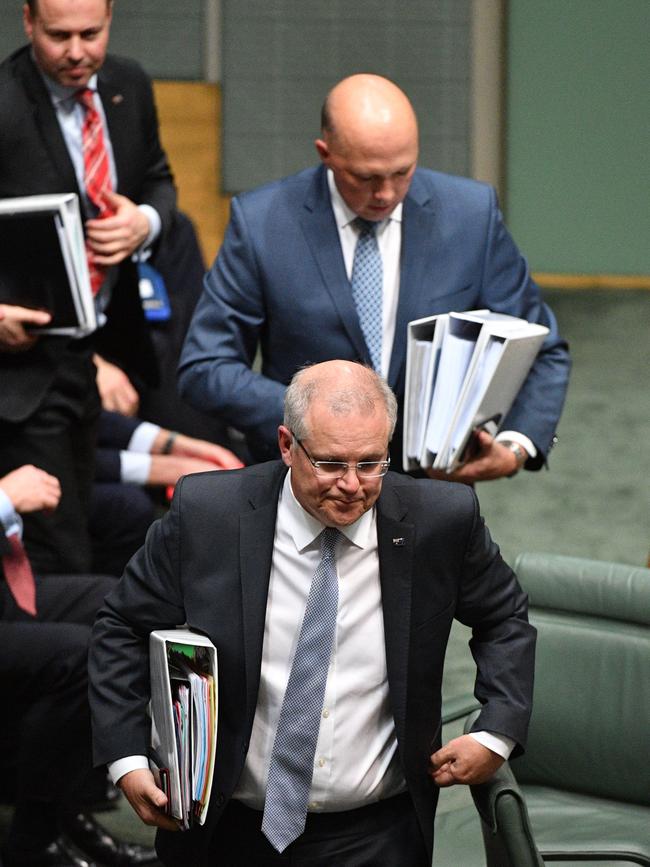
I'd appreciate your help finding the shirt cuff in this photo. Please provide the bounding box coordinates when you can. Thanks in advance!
[128,421,161,453]
[0,489,23,538]
[120,451,153,485]
[496,430,537,460]
[469,730,515,760]
[134,204,162,258]
[108,755,151,786]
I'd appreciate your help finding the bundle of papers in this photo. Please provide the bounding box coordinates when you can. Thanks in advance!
[403,310,549,472]
[149,629,218,829]
[0,193,96,337]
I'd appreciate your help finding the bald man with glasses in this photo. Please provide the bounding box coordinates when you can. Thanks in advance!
[90,360,536,867]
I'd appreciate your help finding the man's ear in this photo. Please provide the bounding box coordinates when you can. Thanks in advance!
[277,425,293,467]
[23,4,34,41]
[314,138,330,164]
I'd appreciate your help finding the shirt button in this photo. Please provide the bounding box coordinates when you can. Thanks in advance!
[318,757,325,767]
[322,709,329,718]
[309,801,320,809]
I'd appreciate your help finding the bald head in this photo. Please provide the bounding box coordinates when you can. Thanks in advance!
[321,74,417,146]
[315,75,418,220]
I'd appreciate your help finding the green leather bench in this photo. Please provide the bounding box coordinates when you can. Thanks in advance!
[434,552,650,866]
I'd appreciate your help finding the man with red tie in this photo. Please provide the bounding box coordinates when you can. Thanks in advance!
[0,0,176,574]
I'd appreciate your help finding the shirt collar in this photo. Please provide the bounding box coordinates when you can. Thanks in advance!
[326,168,403,230]
[281,470,376,553]
[38,60,99,109]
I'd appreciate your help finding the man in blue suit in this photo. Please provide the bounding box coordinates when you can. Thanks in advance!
[178,73,570,483]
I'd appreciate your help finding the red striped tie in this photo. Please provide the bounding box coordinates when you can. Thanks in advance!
[2,532,37,616]
[76,87,115,295]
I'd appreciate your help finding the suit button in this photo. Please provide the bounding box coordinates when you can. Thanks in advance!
[216,792,225,807]
[242,742,249,756]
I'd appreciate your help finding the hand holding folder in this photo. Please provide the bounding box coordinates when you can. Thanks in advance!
[149,628,218,830]
[403,310,548,473]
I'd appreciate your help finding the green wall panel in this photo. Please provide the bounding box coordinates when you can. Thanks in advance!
[507,0,650,275]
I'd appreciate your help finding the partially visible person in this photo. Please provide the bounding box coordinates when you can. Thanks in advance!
[95,410,243,487]
[89,411,243,576]
[0,0,176,574]
[0,464,159,867]
[179,73,570,483]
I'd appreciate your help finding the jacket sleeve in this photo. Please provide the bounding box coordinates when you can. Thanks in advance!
[477,187,571,466]
[177,195,286,459]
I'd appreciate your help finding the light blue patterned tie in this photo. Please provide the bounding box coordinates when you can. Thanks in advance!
[351,217,383,371]
[261,527,340,853]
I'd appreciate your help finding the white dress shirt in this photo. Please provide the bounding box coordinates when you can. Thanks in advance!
[233,471,405,811]
[327,170,401,379]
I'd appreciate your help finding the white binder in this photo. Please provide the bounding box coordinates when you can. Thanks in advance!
[149,628,218,829]
[403,310,548,472]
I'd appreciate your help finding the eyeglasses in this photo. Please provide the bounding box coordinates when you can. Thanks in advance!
[293,435,390,479]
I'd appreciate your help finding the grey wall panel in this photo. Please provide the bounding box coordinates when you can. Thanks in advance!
[0,0,204,80]
[221,0,471,192]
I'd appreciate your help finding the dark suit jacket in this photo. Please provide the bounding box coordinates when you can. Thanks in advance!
[0,46,176,422]
[178,165,570,467]
[89,461,536,865]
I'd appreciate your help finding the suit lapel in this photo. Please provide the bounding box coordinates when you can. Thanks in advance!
[388,174,440,388]
[238,465,287,722]
[299,168,370,362]
[20,53,80,197]
[97,61,128,194]
[376,478,415,746]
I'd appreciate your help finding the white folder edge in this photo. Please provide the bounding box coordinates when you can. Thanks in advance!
[440,322,549,471]
[149,628,218,827]
[403,313,448,471]
[423,312,489,468]
[0,193,96,337]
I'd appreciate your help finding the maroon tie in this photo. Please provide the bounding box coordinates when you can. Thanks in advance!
[2,532,37,616]
[76,87,115,295]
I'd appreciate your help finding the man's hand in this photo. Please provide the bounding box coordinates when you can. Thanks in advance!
[429,735,504,787]
[427,430,523,484]
[0,465,61,514]
[94,354,140,416]
[86,191,150,265]
[0,304,51,351]
[117,769,180,831]
[152,430,244,470]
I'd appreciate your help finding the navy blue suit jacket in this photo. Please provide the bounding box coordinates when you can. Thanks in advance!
[178,165,570,467]
[89,461,536,865]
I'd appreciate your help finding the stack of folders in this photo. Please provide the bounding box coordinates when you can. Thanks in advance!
[149,629,218,830]
[0,193,96,337]
[403,310,549,472]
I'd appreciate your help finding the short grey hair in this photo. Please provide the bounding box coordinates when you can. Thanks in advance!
[284,363,398,441]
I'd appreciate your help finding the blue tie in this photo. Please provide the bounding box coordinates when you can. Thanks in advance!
[261,527,340,853]
[351,217,383,371]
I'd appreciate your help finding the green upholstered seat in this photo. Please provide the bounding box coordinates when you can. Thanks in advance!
[434,553,650,866]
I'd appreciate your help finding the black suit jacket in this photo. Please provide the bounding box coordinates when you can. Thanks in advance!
[0,47,176,422]
[89,462,536,865]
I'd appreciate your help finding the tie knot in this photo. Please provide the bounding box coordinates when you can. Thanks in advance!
[75,87,95,111]
[320,526,339,557]
[354,216,379,237]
